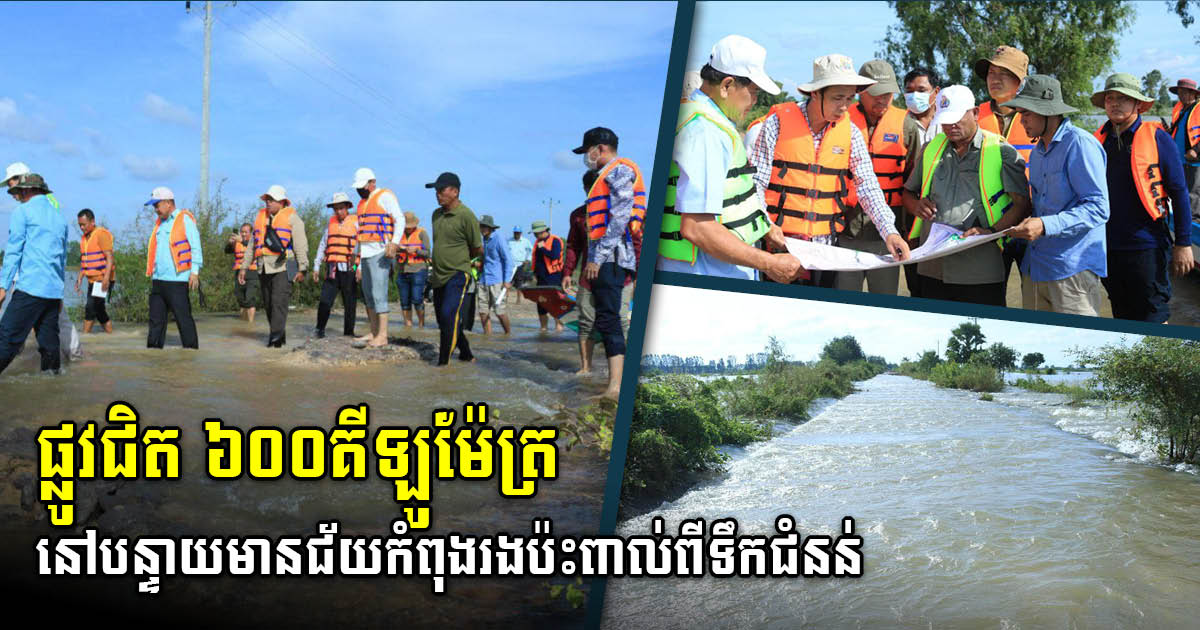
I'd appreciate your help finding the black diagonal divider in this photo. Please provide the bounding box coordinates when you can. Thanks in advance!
[583,2,695,629]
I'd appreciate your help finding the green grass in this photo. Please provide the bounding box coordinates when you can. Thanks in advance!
[928,362,1004,392]
[1009,376,1102,404]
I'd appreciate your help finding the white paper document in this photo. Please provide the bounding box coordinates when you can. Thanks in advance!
[90,282,108,299]
[785,224,1013,272]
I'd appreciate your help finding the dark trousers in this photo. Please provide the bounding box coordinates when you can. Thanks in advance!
[0,290,61,374]
[590,262,628,357]
[317,268,357,335]
[260,271,292,345]
[903,264,922,298]
[1001,238,1028,295]
[1103,247,1171,323]
[433,271,473,365]
[921,277,1006,307]
[84,280,111,324]
[147,280,198,349]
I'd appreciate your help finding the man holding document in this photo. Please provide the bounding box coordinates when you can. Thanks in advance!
[902,85,1031,306]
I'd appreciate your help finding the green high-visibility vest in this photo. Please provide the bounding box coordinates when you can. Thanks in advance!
[660,101,772,264]
[908,130,1012,247]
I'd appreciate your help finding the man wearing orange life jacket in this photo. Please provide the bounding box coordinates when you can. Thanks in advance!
[575,126,642,401]
[396,211,431,329]
[1093,73,1194,322]
[973,45,1035,290]
[73,208,115,333]
[350,167,406,349]
[239,184,308,348]
[144,186,202,349]
[1167,78,1200,215]
[835,60,923,296]
[531,220,566,332]
[224,222,257,322]
[746,53,911,289]
[311,192,358,338]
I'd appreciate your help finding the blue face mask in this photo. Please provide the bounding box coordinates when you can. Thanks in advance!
[905,91,932,114]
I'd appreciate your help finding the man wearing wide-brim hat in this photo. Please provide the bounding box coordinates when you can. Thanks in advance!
[0,173,69,375]
[1167,78,1200,215]
[1092,72,1194,323]
[746,53,911,289]
[311,192,358,338]
[1000,74,1109,316]
[530,220,566,332]
[242,184,308,347]
[395,210,431,328]
[474,214,513,335]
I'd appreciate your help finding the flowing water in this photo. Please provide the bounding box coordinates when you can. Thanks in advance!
[603,374,1200,629]
[0,303,608,627]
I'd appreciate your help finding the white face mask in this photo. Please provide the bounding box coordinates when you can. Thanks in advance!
[582,151,600,170]
[905,91,932,114]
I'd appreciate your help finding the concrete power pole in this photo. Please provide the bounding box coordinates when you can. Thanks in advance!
[199,0,212,214]
[542,197,559,232]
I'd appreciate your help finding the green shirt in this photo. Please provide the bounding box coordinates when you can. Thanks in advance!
[429,200,483,288]
[903,128,1029,285]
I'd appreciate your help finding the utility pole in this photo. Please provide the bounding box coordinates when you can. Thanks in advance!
[542,197,559,232]
[199,0,212,214]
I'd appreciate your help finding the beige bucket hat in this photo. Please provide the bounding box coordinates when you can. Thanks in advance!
[797,54,876,94]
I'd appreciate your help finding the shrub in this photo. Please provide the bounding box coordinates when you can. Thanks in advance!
[929,361,1003,392]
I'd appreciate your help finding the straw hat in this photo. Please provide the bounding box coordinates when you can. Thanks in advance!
[404,211,418,226]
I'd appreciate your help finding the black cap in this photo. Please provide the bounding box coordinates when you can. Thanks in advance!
[424,172,461,190]
[571,127,619,154]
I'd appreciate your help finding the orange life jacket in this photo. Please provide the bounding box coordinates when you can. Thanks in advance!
[231,239,257,271]
[535,234,564,275]
[763,102,853,238]
[397,227,427,264]
[1094,120,1171,221]
[1172,101,1200,151]
[145,210,196,276]
[80,226,113,281]
[252,205,297,258]
[356,188,396,243]
[586,157,647,241]
[844,104,908,209]
[324,215,358,264]
[1171,101,1183,132]
[978,100,1036,168]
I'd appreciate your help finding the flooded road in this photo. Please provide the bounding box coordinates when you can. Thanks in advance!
[603,374,1200,629]
[0,301,610,627]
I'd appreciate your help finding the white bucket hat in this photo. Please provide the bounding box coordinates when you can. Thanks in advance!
[5,162,30,182]
[260,184,289,203]
[708,35,781,95]
[326,191,352,208]
[797,54,876,94]
[352,167,376,189]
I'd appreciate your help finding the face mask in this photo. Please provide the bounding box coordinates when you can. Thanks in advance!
[582,152,600,170]
[905,91,931,114]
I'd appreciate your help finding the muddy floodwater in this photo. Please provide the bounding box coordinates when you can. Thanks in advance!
[0,300,610,628]
[603,374,1200,629]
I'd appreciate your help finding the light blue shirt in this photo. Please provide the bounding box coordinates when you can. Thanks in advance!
[151,209,204,282]
[481,232,513,286]
[656,89,758,280]
[1021,118,1109,282]
[1,194,68,299]
[507,235,533,267]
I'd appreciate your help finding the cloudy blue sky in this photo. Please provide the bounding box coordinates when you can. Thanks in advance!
[688,1,1199,97]
[645,285,1142,365]
[0,1,674,240]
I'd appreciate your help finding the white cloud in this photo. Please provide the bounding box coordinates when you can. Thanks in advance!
[122,154,179,181]
[82,163,106,180]
[83,127,114,156]
[0,96,52,143]
[52,140,80,157]
[552,150,580,170]
[141,93,197,126]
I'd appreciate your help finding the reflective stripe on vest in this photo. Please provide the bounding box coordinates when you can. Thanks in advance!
[356,188,396,243]
[535,234,564,275]
[978,101,1035,174]
[1095,121,1171,221]
[586,157,647,241]
[253,206,296,258]
[397,227,427,264]
[145,210,195,276]
[908,131,1012,244]
[80,227,113,279]
[843,104,908,209]
[231,240,257,271]
[325,215,358,264]
[661,100,772,264]
[764,101,853,238]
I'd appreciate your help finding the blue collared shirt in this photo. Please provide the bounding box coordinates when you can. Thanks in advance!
[1021,118,1110,282]
[507,236,533,266]
[1,194,68,299]
[481,232,513,286]
[656,89,759,280]
[151,209,204,282]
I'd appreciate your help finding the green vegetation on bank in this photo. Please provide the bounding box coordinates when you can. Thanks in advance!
[1009,376,1102,404]
[623,337,885,504]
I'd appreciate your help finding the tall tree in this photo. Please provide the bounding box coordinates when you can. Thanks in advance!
[1143,69,1174,116]
[1022,352,1046,370]
[983,342,1018,371]
[1168,0,1200,43]
[945,321,986,364]
[821,335,866,365]
[878,1,1135,114]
